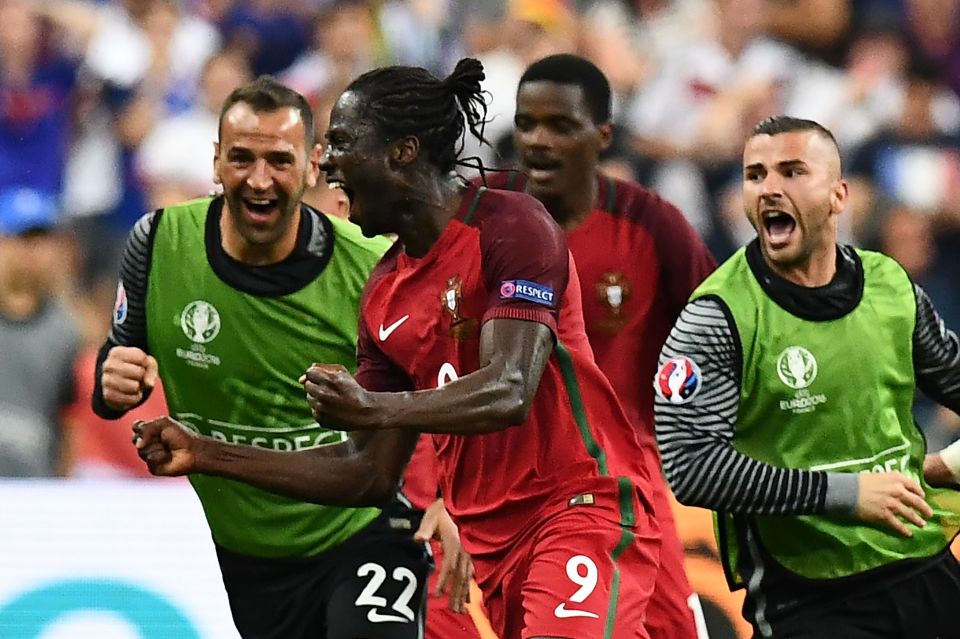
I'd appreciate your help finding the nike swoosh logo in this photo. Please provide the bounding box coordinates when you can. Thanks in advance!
[367,609,412,623]
[379,315,410,341]
[554,603,600,619]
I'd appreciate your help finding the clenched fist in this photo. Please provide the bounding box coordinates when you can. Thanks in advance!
[101,346,158,411]
[133,416,201,476]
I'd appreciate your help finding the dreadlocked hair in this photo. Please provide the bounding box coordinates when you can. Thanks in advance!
[347,58,491,173]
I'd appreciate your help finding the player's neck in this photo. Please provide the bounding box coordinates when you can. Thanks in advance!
[395,176,464,258]
[539,173,598,232]
[764,244,838,288]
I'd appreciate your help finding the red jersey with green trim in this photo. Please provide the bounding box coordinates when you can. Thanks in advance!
[356,185,653,558]
[482,172,716,446]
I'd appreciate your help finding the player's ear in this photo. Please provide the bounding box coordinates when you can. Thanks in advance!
[597,122,613,153]
[830,178,849,217]
[306,143,322,189]
[213,141,222,185]
[390,136,420,167]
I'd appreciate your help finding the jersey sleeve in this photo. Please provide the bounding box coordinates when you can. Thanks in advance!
[913,283,960,412]
[478,192,569,335]
[108,211,160,350]
[92,210,161,419]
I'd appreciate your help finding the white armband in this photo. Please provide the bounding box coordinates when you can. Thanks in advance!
[938,439,960,483]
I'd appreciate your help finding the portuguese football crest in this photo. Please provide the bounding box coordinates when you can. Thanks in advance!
[595,271,631,333]
[441,275,477,339]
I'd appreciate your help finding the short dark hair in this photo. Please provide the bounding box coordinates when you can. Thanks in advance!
[346,58,490,174]
[751,116,840,151]
[218,75,314,147]
[518,54,611,124]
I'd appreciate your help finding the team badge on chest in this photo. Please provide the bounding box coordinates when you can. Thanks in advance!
[441,275,477,340]
[595,271,632,334]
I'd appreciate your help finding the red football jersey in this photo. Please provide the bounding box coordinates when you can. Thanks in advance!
[401,435,440,511]
[484,173,716,447]
[356,184,652,558]
[400,257,594,512]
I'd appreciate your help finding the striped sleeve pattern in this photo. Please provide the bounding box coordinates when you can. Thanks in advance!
[913,283,960,413]
[91,211,159,418]
[107,211,159,350]
[654,297,827,515]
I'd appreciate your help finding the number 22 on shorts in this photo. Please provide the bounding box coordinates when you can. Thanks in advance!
[354,562,419,624]
[554,555,600,619]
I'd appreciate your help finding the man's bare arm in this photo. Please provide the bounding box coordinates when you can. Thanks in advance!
[304,318,554,435]
[134,417,418,506]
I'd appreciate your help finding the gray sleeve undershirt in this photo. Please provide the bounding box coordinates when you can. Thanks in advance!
[913,283,960,415]
[91,211,158,419]
[106,211,157,350]
[654,297,858,517]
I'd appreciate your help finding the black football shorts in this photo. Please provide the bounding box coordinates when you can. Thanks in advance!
[216,500,432,639]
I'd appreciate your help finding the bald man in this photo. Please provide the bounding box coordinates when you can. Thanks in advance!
[654,116,960,639]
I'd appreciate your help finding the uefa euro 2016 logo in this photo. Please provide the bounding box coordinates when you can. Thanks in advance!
[776,346,818,390]
[180,300,221,344]
[655,356,702,404]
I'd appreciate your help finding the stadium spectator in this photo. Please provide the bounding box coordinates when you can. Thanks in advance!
[38,0,222,300]
[281,1,379,109]
[504,0,577,67]
[901,0,960,98]
[626,0,801,165]
[481,53,716,639]
[625,0,806,240]
[585,0,713,77]
[0,187,81,477]
[93,76,437,639]
[655,116,960,637]
[136,50,252,209]
[216,0,310,77]
[0,0,80,195]
[793,13,908,151]
[846,60,960,243]
[134,58,663,639]
[50,0,220,111]
[378,0,460,74]
[43,0,221,235]
[762,0,851,58]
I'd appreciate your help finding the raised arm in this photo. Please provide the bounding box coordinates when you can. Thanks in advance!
[92,211,161,419]
[303,318,554,435]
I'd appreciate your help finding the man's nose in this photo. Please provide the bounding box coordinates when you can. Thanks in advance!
[760,174,784,199]
[519,125,550,148]
[319,144,332,169]
[247,159,271,191]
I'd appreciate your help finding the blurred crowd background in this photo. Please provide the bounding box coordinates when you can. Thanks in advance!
[2,0,960,479]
